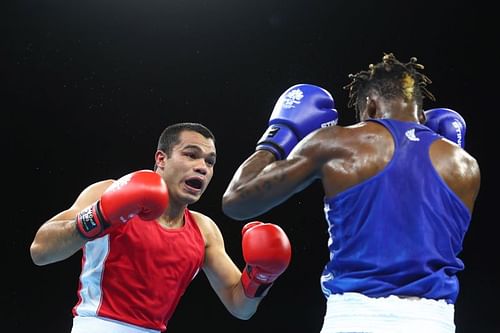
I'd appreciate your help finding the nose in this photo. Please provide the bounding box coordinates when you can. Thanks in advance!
[194,159,208,175]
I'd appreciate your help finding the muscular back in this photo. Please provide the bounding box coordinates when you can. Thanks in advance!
[308,121,480,213]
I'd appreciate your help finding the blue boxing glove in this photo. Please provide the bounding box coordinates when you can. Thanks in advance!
[424,108,466,148]
[256,84,338,160]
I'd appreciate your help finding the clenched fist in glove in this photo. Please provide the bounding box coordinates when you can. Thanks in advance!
[424,108,466,148]
[256,83,339,160]
[76,170,169,239]
[240,221,292,298]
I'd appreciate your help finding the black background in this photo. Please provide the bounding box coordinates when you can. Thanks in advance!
[4,0,497,332]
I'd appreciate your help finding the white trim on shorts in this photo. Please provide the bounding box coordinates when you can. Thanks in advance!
[320,292,455,333]
[71,316,161,333]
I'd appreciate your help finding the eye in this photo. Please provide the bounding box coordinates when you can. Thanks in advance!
[206,158,215,167]
[184,152,196,159]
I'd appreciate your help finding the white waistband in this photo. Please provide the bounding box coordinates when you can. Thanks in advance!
[71,316,160,333]
[320,292,455,333]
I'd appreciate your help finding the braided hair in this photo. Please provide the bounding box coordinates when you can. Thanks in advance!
[343,53,435,120]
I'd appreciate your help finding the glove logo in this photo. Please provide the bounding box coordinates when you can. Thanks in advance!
[451,120,463,147]
[265,125,280,138]
[256,273,271,282]
[321,119,338,127]
[79,206,98,232]
[282,88,304,109]
[119,213,136,223]
[107,173,133,193]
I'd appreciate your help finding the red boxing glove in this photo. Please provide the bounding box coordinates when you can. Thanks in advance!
[76,170,169,239]
[241,222,292,298]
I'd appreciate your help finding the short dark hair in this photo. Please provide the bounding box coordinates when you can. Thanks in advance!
[157,122,215,156]
[343,53,435,120]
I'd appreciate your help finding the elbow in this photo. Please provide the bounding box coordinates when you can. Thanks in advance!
[30,243,49,266]
[229,308,255,321]
[221,194,250,221]
[235,313,254,321]
[222,206,246,222]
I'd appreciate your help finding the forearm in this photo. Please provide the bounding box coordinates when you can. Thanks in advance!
[223,151,308,219]
[229,150,276,187]
[30,219,86,266]
[203,261,263,320]
[226,283,264,320]
[223,151,279,219]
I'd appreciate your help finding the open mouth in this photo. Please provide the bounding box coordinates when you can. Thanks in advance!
[185,177,203,190]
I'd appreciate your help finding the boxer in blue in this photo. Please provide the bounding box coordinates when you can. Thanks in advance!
[222,53,480,333]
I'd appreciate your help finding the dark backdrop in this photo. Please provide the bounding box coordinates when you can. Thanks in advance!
[4,0,496,332]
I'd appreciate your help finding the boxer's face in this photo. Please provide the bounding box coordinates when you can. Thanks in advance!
[159,130,216,205]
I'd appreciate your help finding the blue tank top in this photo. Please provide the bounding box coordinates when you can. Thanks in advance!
[321,119,471,303]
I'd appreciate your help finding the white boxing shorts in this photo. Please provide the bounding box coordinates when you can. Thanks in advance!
[320,292,455,333]
[71,316,160,333]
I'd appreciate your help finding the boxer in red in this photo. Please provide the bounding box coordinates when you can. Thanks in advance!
[30,122,291,333]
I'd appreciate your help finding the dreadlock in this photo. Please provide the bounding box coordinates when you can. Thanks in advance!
[343,53,435,119]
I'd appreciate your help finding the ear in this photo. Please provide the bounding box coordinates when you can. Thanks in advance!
[418,109,426,124]
[155,150,167,170]
[365,96,378,119]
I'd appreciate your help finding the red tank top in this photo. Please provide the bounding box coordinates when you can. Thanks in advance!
[72,209,205,331]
